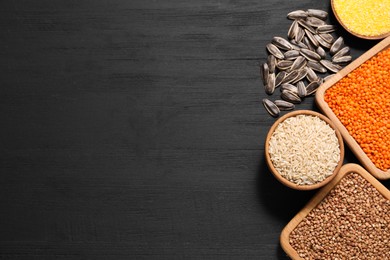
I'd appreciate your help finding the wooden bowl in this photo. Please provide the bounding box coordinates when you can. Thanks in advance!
[315,36,390,179]
[280,163,390,259]
[331,0,390,40]
[265,110,345,190]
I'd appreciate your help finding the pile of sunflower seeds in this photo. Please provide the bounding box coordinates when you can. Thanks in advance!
[261,9,352,117]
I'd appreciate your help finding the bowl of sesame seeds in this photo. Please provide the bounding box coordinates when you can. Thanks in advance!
[331,0,390,39]
[265,110,344,190]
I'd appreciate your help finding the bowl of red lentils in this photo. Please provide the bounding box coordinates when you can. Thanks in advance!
[281,163,390,259]
[331,0,390,39]
[316,36,390,179]
[265,110,345,190]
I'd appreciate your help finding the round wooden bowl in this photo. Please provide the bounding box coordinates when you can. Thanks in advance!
[265,110,345,190]
[331,0,390,40]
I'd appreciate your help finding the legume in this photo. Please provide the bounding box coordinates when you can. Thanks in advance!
[290,172,390,259]
[325,48,390,171]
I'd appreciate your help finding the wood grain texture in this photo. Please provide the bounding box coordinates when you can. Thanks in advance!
[0,0,389,259]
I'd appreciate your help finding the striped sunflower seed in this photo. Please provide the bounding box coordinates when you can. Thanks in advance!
[272,36,293,51]
[280,83,298,94]
[315,34,332,49]
[266,43,284,59]
[284,50,301,60]
[306,16,326,27]
[292,68,308,84]
[262,98,280,117]
[305,66,319,82]
[287,10,308,20]
[320,59,342,73]
[298,19,316,34]
[316,46,326,58]
[281,70,300,84]
[265,73,276,94]
[290,56,307,71]
[275,100,295,110]
[332,55,352,64]
[300,48,321,61]
[332,46,350,59]
[316,25,336,33]
[275,71,287,87]
[267,55,277,73]
[261,63,269,85]
[330,36,344,56]
[296,81,307,97]
[277,60,294,71]
[281,90,301,103]
[304,29,319,47]
[307,9,328,20]
[307,61,327,73]
[288,20,299,40]
[306,80,321,96]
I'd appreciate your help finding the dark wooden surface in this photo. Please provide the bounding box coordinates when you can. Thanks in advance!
[1,0,389,259]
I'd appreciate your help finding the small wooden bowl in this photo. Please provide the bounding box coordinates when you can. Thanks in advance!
[331,0,390,40]
[280,163,390,259]
[264,110,345,190]
[315,36,390,180]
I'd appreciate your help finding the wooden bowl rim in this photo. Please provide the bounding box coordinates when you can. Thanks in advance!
[331,0,390,40]
[280,163,390,259]
[315,36,390,179]
[265,110,345,191]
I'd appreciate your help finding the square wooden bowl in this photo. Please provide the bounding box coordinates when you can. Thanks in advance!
[280,163,390,259]
[315,36,390,180]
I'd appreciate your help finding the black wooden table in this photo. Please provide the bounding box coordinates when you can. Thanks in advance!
[1,0,389,259]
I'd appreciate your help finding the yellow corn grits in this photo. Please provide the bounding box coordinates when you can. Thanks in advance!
[333,0,390,37]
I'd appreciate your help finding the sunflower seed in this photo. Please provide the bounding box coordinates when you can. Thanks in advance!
[315,34,332,49]
[265,73,276,94]
[324,74,335,82]
[306,16,326,27]
[288,20,299,40]
[304,29,319,47]
[316,24,337,33]
[261,63,269,85]
[290,39,307,49]
[284,50,300,60]
[275,100,295,110]
[306,80,321,95]
[295,27,305,42]
[266,43,284,59]
[332,55,352,64]
[318,33,334,44]
[267,55,277,73]
[291,56,307,71]
[307,9,328,20]
[320,59,342,73]
[300,48,321,61]
[330,36,344,56]
[296,81,307,97]
[305,66,319,82]
[280,83,298,94]
[316,46,326,58]
[292,67,308,83]
[298,19,316,34]
[281,70,300,84]
[281,90,301,103]
[287,10,308,20]
[275,71,287,87]
[332,46,350,59]
[272,36,292,51]
[262,98,280,117]
[307,61,327,73]
[303,36,316,51]
[277,60,294,71]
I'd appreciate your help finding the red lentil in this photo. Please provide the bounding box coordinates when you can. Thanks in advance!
[325,48,390,171]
